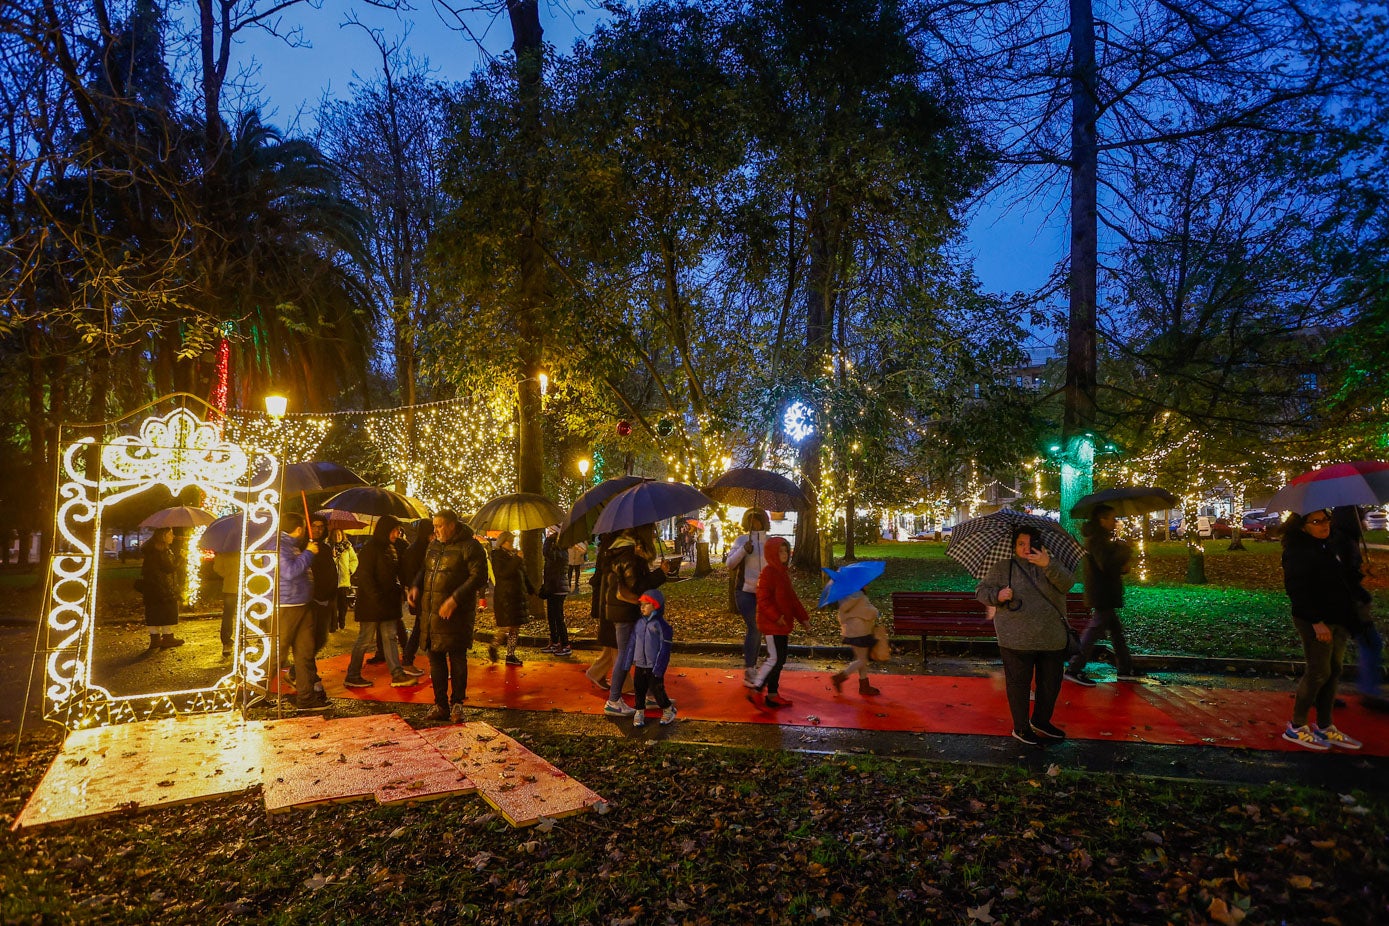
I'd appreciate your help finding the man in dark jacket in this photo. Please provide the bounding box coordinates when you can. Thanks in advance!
[1064,504,1134,686]
[408,509,489,722]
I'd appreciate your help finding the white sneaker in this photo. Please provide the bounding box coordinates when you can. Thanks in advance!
[743,667,757,689]
[604,699,635,716]
[1315,724,1362,750]
[660,703,678,726]
[633,710,647,728]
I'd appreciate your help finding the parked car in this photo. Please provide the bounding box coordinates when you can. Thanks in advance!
[1196,516,1233,539]
[1240,512,1283,540]
[1365,509,1388,532]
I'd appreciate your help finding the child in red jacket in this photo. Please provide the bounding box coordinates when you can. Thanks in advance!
[749,536,810,708]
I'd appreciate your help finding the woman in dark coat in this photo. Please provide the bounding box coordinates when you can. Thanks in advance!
[585,533,631,693]
[1064,504,1134,686]
[1280,510,1365,750]
[541,526,572,656]
[343,516,417,688]
[140,527,182,651]
[488,531,533,666]
[602,524,666,715]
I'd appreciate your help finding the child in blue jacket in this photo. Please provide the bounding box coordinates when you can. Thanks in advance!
[625,589,677,727]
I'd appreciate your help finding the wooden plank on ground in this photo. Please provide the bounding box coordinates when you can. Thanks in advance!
[14,712,266,830]
[262,713,463,814]
[419,721,604,828]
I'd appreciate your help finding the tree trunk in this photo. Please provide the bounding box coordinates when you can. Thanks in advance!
[793,203,832,571]
[1060,0,1099,536]
[844,492,857,562]
[509,0,546,588]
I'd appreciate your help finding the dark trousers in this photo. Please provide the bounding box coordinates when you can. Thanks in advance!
[1068,607,1132,675]
[429,649,468,708]
[276,604,318,708]
[633,667,671,710]
[401,609,421,665]
[546,594,569,646]
[1293,619,1349,727]
[999,646,1066,734]
[567,565,582,590]
[335,587,351,629]
[220,594,237,647]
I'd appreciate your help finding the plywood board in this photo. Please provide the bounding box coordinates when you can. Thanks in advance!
[14,712,266,830]
[420,722,603,828]
[261,713,469,814]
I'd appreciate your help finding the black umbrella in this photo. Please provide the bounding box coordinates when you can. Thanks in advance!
[556,476,650,547]
[703,468,809,512]
[592,481,713,534]
[1069,486,1178,520]
[321,486,430,519]
[282,461,368,495]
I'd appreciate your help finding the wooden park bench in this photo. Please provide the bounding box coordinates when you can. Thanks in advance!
[890,591,1091,665]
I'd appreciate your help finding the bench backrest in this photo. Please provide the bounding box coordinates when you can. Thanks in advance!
[891,590,1088,621]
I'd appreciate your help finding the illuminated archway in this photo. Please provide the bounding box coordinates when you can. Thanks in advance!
[44,396,280,729]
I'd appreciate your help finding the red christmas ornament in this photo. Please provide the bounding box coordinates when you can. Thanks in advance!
[616,419,632,436]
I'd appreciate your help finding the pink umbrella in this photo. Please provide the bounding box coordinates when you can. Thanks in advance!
[313,508,369,531]
[1266,461,1389,514]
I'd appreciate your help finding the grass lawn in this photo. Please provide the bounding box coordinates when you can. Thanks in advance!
[3,727,1387,925]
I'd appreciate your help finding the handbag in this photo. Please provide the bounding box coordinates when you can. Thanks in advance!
[869,624,890,662]
[726,556,746,614]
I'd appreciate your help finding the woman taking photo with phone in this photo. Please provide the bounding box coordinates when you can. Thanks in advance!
[976,527,1076,746]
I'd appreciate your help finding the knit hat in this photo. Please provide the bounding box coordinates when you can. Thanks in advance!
[638,588,665,613]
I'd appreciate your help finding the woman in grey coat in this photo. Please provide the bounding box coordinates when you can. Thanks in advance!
[976,526,1076,746]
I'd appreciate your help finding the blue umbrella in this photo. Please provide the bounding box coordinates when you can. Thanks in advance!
[557,476,650,547]
[198,513,279,553]
[818,560,886,608]
[591,481,712,535]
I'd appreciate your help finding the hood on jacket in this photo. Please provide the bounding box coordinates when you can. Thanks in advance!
[638,587,665,617]
[372,515,402,544]
[763,536,791,573]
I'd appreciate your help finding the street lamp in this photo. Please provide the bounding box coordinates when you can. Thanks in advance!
[577,458,590,481]
[264,394,288,419]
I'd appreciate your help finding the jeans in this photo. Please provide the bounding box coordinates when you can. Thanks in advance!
[347,621,401,679]
[400,602,421,665]
[429,649,468,708]
[752,634,790,694]
[735,589,759,668]
[546,594,569,646]
[608,622,635,702]
[1067,607,1132,675]
[999,646,1066,734]
[1293,619,1349,727]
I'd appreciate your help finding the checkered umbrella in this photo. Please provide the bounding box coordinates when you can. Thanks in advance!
[946,509,1084,580]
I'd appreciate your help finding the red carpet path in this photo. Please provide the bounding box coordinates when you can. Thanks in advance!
[282,654,1389,756]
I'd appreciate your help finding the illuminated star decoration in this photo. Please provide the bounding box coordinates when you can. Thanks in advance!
[783,401,815,444]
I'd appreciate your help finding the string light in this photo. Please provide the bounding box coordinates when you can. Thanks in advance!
[44,407,280,730]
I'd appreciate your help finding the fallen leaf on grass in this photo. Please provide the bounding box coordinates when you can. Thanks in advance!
[303,874,330,891]
[535,817,557,833]
[966,899,996,923]
[1287,875,1314,890]
[1045,764,1060,777]
[1208,897,1245,924]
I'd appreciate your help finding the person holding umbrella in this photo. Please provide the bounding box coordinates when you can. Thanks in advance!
[139,527,183,651]
[602,524,666,716]
[1064,504,1135,686]
[1279,510,1364,750]
[823,561,886,697]
[343,516,418,690]
[976,527,1077,746]
[488,530,534,666]
[726,509,771,688]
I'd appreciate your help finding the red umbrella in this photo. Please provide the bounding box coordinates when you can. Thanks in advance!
[1267,461,1389,514]
[313,508,369,531]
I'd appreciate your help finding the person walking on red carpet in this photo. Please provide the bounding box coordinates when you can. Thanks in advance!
[626,589,677,727]
[976,527,1075,747]
[344,516,421,691]
[409,510,490,723]
[748,536,810,708]
[488,530,533,666]
[822,561,886,697]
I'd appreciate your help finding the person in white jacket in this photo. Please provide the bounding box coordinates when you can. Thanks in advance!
[725,509,770,687]
[330,529,358,632]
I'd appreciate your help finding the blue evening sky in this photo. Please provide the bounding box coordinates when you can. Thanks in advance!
[228,1,1063,307]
